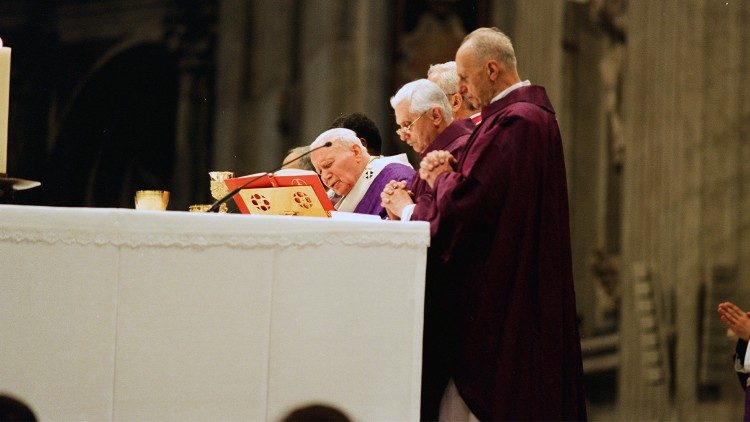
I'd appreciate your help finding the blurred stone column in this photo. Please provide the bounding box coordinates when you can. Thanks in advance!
[494,0,606,335]
[618,1,748,420]
[167,0,216,209]
[351,0,391,151]
[212,0,249,172]
[740,0,750,308]
[510,0,564,111]
[298,0,390,151]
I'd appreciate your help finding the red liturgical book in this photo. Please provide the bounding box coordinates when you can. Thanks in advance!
[224,169,334,217]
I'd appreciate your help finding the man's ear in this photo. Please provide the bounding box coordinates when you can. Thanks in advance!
[450,93,462,113]
[431,107,443,126]
[351,142,363,160]
[487,60,502,82]
[359,137,369,150]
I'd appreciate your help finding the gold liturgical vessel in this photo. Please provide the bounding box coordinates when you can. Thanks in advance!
[134,190,170,211]
[201,171,234,213]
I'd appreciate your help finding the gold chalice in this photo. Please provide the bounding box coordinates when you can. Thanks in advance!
[209,171,234,213]
[135,190,170,211]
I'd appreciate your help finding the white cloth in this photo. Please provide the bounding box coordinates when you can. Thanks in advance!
[400,203,416,221]
[336,154,412,213]
[439,379,479,422]
[489,79,531,104]
[0,204,430,421]
[735,342,750,373]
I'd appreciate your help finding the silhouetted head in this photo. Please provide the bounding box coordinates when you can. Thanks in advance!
[329,112,382,156]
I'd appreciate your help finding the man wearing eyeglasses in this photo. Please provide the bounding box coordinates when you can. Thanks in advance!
[309,128,413,218]
[381,79,471,224]
[380,78,472,421]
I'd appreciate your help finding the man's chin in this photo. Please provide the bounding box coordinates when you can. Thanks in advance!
[332,187,350,196]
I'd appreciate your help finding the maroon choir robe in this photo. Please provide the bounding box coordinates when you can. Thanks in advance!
[410,119,473,225]
[407,119,472,421]
[426,85,587,420]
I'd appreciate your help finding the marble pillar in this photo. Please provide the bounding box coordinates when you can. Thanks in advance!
[168,1,216,209]
[298,0,391,153]
[619,1,750,420]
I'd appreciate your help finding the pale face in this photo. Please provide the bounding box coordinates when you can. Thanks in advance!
[310,142,365,196]
[394,101,439,154]
[456,44,493,109]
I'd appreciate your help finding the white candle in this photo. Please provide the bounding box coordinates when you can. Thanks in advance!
[0,38,10,175]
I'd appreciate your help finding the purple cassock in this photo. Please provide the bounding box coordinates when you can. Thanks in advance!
[351,162,414,218]
[405,119,472,420]
[409,119,474,420]
[410,119,473,226]
[424,85,587,420]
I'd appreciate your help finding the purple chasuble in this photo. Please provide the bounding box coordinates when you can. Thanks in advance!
[405,119,472,420]
[352,163,414,218]
[424,86,587,420]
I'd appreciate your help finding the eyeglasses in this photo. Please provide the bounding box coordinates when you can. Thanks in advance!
[396,111,427,137]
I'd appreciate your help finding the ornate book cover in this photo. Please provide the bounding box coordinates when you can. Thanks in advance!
[224,169,334,217]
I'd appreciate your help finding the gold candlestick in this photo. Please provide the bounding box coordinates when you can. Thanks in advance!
[0,38,11,175]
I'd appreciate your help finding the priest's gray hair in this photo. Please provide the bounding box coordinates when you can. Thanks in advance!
[427,61,460,96]
[311,127,366,152]
[462,27,517,70]
[389,79,453,123]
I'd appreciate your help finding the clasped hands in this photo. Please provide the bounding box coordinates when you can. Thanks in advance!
[419,150,456,189]
[380,180,412,220]
[380,150,455,220]
[718,301,750,341]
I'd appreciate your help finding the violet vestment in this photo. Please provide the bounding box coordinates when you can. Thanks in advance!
[425,86,587,420]
[336,154,414,219]
[406,119,473,421]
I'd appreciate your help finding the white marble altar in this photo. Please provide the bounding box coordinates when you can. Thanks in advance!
[0,205,429,421]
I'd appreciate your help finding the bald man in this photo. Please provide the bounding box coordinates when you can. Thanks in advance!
[419,27,587,420]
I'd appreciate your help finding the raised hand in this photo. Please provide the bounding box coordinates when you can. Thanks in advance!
[718,301,750,341]
[419,150,456,189]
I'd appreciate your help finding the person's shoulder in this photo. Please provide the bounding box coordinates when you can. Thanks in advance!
[380,161,415,181]
[483,100,552,131]
[505,86,555,117]
[506,100,550,116]
[383,161,415,175]
[454,118,475,134]
[484,85,555,120]
[444,127,471,156]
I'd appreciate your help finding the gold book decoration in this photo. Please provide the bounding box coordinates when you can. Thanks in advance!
[208,171,234,213]
[237,185,328,217]
[224,170,333,217]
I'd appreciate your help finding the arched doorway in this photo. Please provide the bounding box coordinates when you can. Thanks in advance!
[44,43,178,208]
